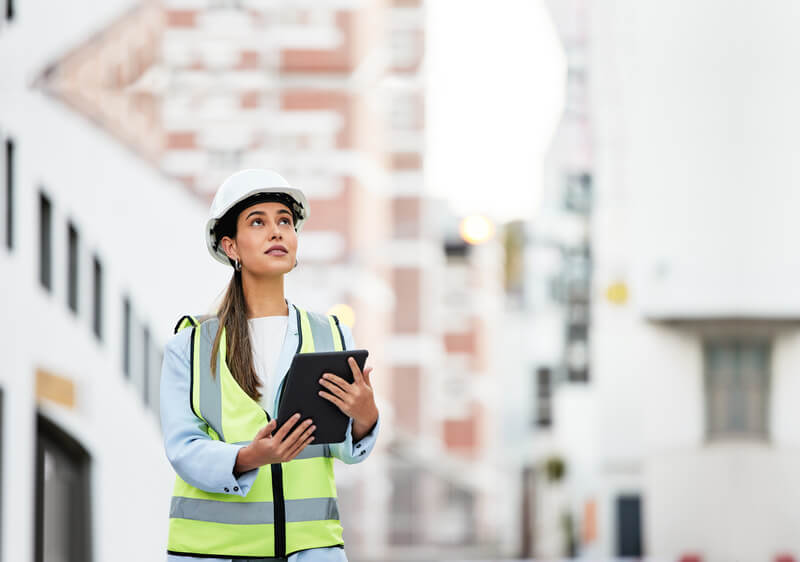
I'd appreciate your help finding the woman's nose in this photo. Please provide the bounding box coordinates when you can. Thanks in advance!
[270,221,282,238]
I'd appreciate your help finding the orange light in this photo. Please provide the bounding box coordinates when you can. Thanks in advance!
[605,282,629,305]
[327,303,355,327]
[459,215,494,245]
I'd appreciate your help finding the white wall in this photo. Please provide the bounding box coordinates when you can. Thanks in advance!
[0,1,232,560]
[585,1,800,559]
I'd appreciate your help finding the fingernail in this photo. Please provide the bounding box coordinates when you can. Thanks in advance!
[311,425,316,431]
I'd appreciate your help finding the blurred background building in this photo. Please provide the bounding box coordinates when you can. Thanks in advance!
[522,2,800,562]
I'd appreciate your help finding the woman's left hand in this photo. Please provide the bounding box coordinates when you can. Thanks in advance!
[318,357,379,442]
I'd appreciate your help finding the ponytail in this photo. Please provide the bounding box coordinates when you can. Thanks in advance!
[210,270,262,401]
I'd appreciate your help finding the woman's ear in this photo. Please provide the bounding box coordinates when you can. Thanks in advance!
[220,236,238,262]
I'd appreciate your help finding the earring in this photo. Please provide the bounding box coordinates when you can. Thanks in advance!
[235,259,242,271]
[294,258,299,268]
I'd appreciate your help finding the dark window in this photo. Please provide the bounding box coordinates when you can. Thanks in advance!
[92,256,103,341]
[444,239,469,258]
[142,325,151,406]
[616,495,643,557]
[34,415,92,562]
[67,222,79,314]
[5,139,13,250]
[122,297,131,378]
[39,191,52,292]
[705,341,770,441]
[535,367,552,427]
[564,173,592,215]
[5,0,13,21]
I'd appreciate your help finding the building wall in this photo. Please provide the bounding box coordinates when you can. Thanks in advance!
[587,1,800,560]
[0,17,226,556]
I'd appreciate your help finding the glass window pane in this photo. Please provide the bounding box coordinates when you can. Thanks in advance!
[39,192,52,291]
[705,341,769,441]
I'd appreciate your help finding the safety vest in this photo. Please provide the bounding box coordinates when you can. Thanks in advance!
[167,306,347,560]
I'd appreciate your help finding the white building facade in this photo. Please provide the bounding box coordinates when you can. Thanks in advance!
[535,1,800,561]
[0,1,227,559]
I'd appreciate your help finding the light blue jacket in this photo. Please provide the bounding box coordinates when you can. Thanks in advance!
[160,297,380,562]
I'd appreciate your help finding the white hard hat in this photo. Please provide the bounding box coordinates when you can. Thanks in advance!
[205,169,310,266]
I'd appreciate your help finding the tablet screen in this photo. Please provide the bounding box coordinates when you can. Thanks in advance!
[276,349,369,444]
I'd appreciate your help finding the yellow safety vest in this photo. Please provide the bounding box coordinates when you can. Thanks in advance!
[167,307,347,560]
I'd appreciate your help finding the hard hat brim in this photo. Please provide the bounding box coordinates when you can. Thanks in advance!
[205,185,310,266]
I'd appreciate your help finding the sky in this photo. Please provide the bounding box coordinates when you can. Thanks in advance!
[425,0,566,225]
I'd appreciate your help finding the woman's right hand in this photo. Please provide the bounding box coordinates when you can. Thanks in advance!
[234,413,315,474]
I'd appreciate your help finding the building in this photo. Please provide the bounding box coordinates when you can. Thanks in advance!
[0,1,226,554]
[1,0,398,559]
[531,1,800,561]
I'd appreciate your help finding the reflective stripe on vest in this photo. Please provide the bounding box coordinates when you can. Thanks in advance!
[167,307,346,559]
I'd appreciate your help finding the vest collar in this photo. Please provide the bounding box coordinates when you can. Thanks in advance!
[284,296,299,336]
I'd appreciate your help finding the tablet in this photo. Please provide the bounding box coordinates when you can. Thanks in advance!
[276,349,369,444]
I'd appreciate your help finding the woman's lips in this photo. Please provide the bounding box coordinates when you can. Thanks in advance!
[266,249,288,256]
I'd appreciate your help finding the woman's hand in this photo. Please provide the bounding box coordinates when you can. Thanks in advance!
[234,414,316,474]
[318,357,379,442]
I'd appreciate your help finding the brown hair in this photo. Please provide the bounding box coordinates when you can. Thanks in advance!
[208,195,265,401]
[210,270,262,401]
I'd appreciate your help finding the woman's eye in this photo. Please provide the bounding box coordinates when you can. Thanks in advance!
[280,218,291,225]
[252,218,263,226]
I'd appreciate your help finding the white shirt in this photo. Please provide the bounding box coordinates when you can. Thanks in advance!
[248,314,289,417]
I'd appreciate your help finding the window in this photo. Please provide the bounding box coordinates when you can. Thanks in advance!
[35,416,92,562]
[5,0,12,21]
[142,325,151,406]
[704,341,770,441]
[389,94,420,131]
[92,256,103,341]
[67,222,79,314]
[535,367,552,427]
[388,465,419,545]
[564,173,592,215]
[5,138,13,250]
[122,297,131,378]
[208,149,242,169]
[616,495,643,557]
[39,191,52,292]
[440,483,476,544]
[566,323,589,383]
[390,29,420,68]
[209,0,242,9]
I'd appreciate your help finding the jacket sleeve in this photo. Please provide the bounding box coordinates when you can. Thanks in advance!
[329,322,381,464]
[159,328,259,497]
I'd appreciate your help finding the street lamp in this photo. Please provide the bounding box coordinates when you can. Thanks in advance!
[459,215,494,245]
[327,303,355,327]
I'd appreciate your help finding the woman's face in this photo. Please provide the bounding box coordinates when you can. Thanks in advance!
[220,201,298,276]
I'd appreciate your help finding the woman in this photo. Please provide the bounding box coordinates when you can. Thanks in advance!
[160,169,380,561]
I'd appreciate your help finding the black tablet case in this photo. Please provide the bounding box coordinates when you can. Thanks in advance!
[276,349,369,444]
